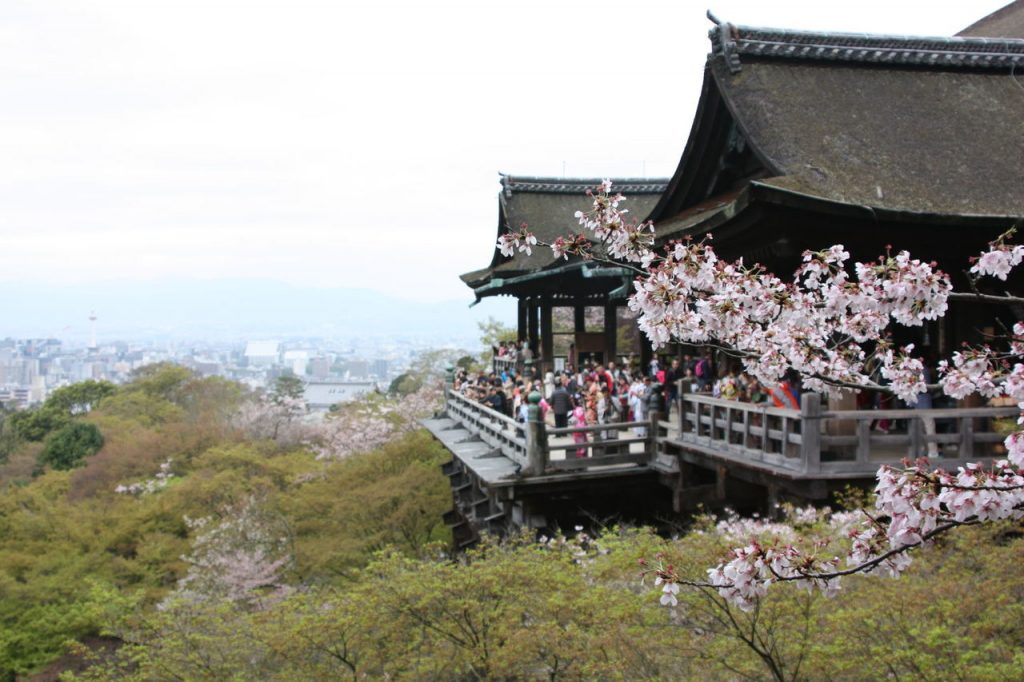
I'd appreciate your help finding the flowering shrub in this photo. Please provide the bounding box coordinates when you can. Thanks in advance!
[311,382,442,460]
[114,458,174,496]
[501,182,1024,608]
[168,497,293,610]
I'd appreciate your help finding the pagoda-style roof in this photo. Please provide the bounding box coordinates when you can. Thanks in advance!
[648,13,1024,231]
[461,174,667,299]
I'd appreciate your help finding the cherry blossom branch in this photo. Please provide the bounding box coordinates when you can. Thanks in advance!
[498,181,1023,611]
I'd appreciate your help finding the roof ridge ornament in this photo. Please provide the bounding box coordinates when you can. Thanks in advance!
[709,21,1024,72]
[499,175,668,195]
[709,20,743,73]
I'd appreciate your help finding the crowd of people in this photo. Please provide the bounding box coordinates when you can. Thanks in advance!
[456,349,810,427]
[457,346,967,461]
[460,342,978,458]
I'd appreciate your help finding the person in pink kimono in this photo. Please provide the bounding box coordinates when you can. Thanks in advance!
[570,404,588,458]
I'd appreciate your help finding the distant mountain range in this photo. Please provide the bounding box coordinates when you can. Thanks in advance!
[0,278,511,343]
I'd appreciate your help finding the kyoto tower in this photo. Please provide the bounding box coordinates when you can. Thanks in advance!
[88,311,98,352]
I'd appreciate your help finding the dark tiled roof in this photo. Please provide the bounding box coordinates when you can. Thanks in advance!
[710,54,1024,217]
[649,13,1024,223]
[461,175,667,289]
[959,0,1024,39]
[710,21,1024,74]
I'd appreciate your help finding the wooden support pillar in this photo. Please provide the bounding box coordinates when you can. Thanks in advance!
[604,301,617,365]
[572,304,586,368]
[540,298,553,374]
[517,299,527,343]
[527,299,539,353]
[715,464,728,501]
[640,333,653,378]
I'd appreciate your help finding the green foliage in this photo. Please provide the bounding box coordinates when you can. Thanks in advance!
[37,422,104,471]
[127,363,194,402]
[8,380,117,443]
[387,371,422,397]
[478,315,516,349]
[280,430,452,580]
[47,380,118,415]
[271,375,304,403]
[3,372,1022,680]
[0,410,17,464]
[93,391,185,427]
[477,315,516,365]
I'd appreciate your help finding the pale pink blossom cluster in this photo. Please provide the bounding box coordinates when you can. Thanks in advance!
[169,496,293,610]
[115,458,174,496]
[232,395,310,446]
[503,182,1024,609]
[497,223,537,257]
[970,231,1024,280]
[311,382,442,461]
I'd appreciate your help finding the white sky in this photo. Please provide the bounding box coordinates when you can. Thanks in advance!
[0,0,1008,305]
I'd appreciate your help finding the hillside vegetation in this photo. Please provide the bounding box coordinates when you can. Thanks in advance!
[0,367,1021,681]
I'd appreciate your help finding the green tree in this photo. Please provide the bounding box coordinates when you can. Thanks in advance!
[271,375,305,404]
[387,371,422,397]
[477,316,516,365]
[127,363,194,402]
[36,423,104,471]
[8,380,117,443]
[46,381,117,415]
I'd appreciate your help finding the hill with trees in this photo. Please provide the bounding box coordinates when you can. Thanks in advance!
[0,364,1022,680]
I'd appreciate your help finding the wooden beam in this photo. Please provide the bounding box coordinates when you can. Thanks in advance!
[574,305,586,333]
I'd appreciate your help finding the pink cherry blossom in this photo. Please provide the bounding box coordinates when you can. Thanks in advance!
[517,182,1024,610]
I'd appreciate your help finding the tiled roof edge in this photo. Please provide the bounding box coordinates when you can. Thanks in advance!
[710,21,1024,73]
[499,174,669,197]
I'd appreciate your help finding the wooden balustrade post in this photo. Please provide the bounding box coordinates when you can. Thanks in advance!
[648,409,662,462]
[959,416,975,460]
[646,384,665,462]
[525,391,549,476]
[799,393,822,473]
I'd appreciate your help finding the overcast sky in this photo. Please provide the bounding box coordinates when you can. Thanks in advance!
[0,0,1008,313]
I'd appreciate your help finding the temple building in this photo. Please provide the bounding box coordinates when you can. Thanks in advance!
[644,9,1024,357]
[461,174,668,373]
[435,4,1024,541]
[463,8,1024,375]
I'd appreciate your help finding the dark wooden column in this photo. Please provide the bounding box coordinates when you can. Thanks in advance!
[604,301,617,365]
[517,299,528,343]
[640,332,653,377]
[527,299,539,353]
[573,303,587,368]
[540,298,553,374]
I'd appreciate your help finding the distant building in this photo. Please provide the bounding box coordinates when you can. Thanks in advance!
[283,349,310,376]
[371,358,389,379]
[303,380,375,411]
[244,340,280,367]
[346,360,369,380]
[308,356,330,380]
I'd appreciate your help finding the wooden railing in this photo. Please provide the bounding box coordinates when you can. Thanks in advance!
[543,419,655,473]
[492,357,519,375]
[444,389,653,476]
[677,392,1019,477]
[445,390,529,469]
